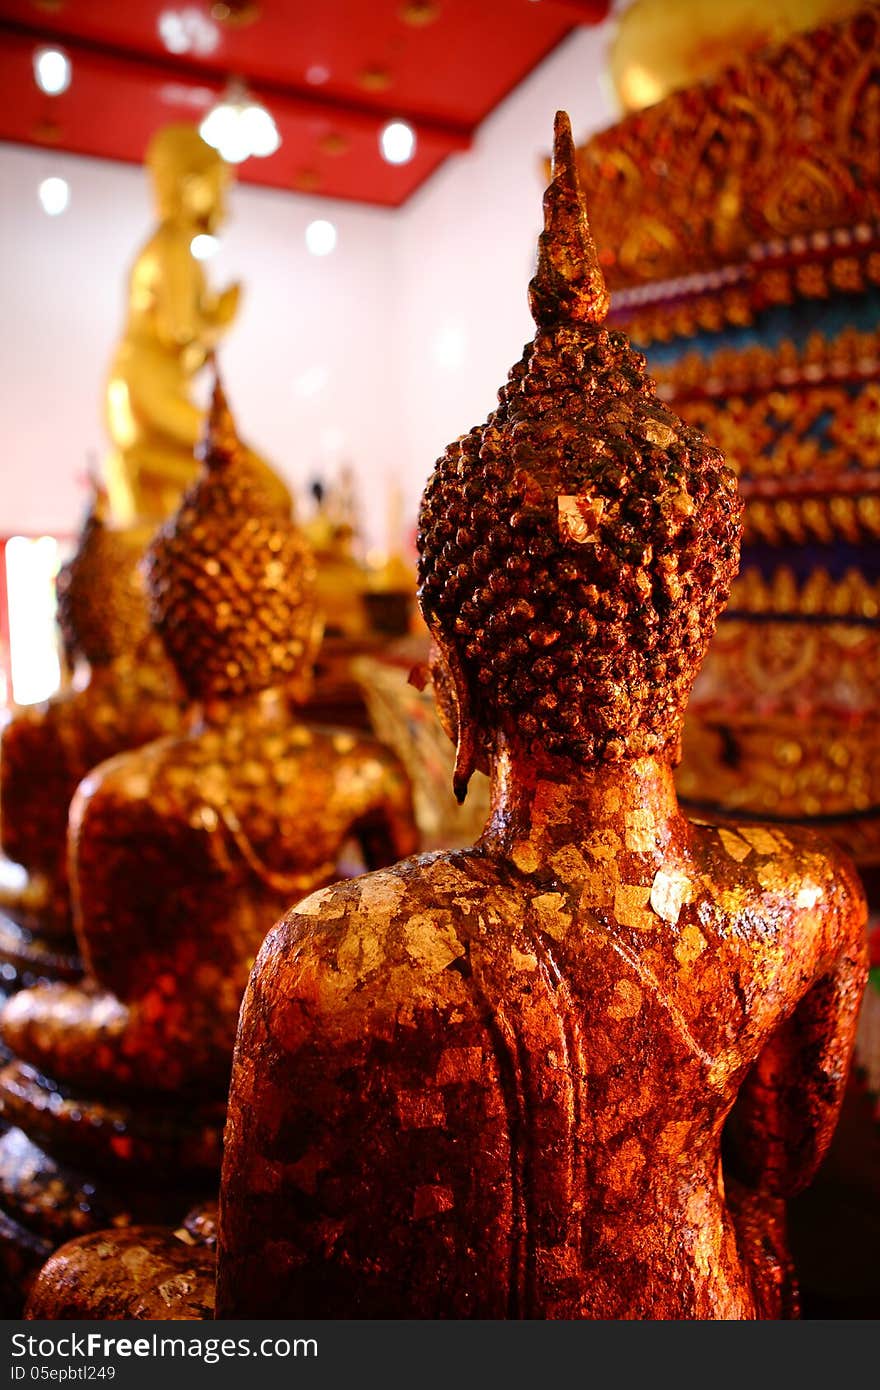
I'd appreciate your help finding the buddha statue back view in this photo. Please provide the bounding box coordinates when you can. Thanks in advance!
[214,116,866,1319]
[26,115,866,1322]
[0,374,415,1307]
[0,486,181,971]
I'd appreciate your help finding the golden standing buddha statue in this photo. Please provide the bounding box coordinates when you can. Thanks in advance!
[0,378,415,1306]
[104,124,289,527]
[26,115,867,1322]
[0,487,181,984]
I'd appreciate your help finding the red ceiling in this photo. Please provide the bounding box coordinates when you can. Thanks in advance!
[0,0,609,206]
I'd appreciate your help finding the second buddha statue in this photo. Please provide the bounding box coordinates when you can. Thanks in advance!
[0,378,415,1298]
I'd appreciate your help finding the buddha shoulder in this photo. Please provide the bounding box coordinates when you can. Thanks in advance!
[249,851,501,1036]
[692,817,866,938]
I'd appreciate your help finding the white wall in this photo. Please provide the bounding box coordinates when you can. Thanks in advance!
[0,20,616,549]
[393,22,617,529]
[0,144,397,544]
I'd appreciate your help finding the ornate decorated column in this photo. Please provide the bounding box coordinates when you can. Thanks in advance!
[577,5,880,1100]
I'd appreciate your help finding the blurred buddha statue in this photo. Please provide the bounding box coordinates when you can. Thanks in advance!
[104,123,289,527]
[26,115,866,1322]
[0,485,181,978]
[304,474,369,639]
[0,375,415,1300]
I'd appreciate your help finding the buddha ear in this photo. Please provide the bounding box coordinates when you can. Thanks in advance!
[427,628,478,804]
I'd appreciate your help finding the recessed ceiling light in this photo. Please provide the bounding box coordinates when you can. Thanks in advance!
[200,82,280,162]
[190,233,219,260]
[158,8,219,56]
[38,176,70,216]
[33,47,71,96]
[380,120,416,165]
[305,220,337,257]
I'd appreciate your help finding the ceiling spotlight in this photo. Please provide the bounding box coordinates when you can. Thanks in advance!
[380,120,416,165]
[38,176,70,216]
[305,220,337,257]
[33,47,71,96]
[190,233,219,260]
[200,80,280,163]
[158,8,219,56]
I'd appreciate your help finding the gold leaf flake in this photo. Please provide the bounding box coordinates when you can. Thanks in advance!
[511,945,538,972]
[625,810,656,852]
[358,874,408,915]
[585,828,622,860]
[532,891,572,941]
[738,826,781,855]
[557,494,604,544]
[613,883,655,930]
[404,913,465,972]
[650,869,691,925]
[436,1047,484,1084]
[550,844,592,880]
[579,862,618,908]
[718,828,752,862]
[609,978,643,1019]
[294,884,347,918]
[512,840,540,874]
[674,921,707,965]
[396,1091,447,1129]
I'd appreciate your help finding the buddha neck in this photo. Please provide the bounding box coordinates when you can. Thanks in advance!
[187,682,295,734]
[478,735,685,884]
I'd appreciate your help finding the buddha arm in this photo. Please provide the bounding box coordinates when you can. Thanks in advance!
[723,867,868,1196]
[152,236,238,354]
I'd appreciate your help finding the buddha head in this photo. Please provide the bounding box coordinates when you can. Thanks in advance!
[56,482,154,669]
[145,368,320,706]
[417,113,742,800]
[146,123,231,233]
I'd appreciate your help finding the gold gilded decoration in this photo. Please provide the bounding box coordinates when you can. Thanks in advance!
[729,566,879,618]
[609,0,864,112]
[612,252,880,347]
[577,8,880,290]
[103,124,288,527]
[653,328,880,404]
[680,606,880,865]
[670,381,880,547]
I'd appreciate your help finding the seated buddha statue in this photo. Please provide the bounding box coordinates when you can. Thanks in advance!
[0,486,181,980]
[26,114,866,1323]
[0,376,415,1296]
[104,123,289,528]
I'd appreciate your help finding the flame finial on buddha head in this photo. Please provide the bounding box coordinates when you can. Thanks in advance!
[528,111,610,329]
